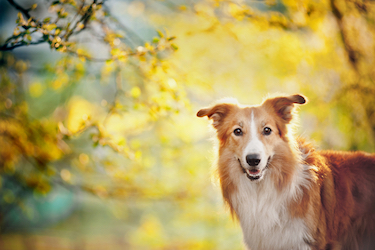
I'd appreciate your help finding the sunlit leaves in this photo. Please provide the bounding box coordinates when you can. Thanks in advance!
[129,215,166,249]
[0,116,64,195]
[130,86,141,98]
[1,53,68,204]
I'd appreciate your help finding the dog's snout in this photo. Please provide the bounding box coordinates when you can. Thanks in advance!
[246,154,261,167]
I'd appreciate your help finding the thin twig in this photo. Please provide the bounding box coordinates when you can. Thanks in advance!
[65,48,110,62]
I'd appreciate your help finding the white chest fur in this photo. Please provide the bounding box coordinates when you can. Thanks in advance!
[229,164,313,250]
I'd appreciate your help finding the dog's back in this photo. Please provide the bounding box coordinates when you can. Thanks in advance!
[320,150,375,249]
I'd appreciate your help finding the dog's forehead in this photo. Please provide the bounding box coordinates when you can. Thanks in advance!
[235,105,260,117]
[231,106,252,121]
[234,105,271,125]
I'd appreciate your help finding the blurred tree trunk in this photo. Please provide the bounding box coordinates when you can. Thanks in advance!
[331,0,375,149]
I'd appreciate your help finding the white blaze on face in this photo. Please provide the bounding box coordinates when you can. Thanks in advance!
[244,111,267,170]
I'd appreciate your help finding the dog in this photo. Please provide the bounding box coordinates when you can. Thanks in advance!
[197,94,375,250]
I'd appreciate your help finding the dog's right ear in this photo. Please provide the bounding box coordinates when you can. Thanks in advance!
[197,103,234,129]
[263,94,306,124]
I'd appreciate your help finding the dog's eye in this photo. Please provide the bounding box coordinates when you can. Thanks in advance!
[233,128,243,136]
[263,127,272,135]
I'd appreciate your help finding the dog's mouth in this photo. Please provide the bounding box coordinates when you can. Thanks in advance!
[238,157,271,181]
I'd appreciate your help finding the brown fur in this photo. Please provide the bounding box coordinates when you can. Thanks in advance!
[198,94,375,250]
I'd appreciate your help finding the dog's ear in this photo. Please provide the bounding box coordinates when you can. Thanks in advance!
[264,94,306,123]
[197,103,235,129]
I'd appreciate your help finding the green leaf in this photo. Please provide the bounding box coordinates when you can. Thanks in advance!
[45,23,57,31]
[157,30,164,38]
[30,3,37,10]
[16,12,25,24]
[60,12,68,18]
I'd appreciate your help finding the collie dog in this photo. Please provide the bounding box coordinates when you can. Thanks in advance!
[197,94,375,250]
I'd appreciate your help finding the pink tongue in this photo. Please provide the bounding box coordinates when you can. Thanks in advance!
[249,169,260,175]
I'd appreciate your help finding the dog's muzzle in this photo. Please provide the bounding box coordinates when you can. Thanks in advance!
[238,157,271,181]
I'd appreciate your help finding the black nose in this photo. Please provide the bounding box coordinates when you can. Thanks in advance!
[246,154,261,166]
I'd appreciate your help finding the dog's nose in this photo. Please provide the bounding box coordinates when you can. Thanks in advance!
[246,154,261,166]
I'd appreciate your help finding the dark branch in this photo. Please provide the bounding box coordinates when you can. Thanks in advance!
[7,0,31,19]
[0,39,46,51]
[64,0,102,41]
[63,1,86,40]
[330,0,359,71]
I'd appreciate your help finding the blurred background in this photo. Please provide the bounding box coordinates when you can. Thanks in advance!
[0,0,375,249]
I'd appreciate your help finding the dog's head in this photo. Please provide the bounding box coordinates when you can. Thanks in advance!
[197,94,306,182]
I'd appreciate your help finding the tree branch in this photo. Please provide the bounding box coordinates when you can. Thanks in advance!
[65,48,110,62]
[7,0,31,20]
[330,0,359,71]
[0,39,45,51]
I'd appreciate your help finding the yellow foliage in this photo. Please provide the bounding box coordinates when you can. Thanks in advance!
[43,23,57,31]
[105,111,151,136]
[60,169,72,182]
[14,60,28,73]
[129,215,166,249]
[79,153,89,165]
[67,96,103,133]
[130,86,141,98]
[194,3,215,17]
[101,61,115,80]
[29,82,44,97]
[228,3,245,21]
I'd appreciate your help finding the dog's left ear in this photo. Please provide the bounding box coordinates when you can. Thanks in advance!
[264,94,307,123]
[197,102,235,129]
